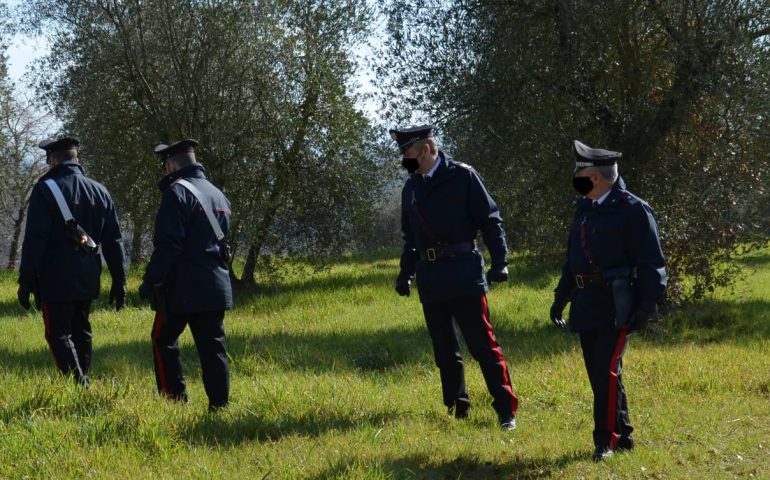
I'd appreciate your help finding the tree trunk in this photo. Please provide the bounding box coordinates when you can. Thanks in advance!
[6,204,26,270]
[240,244,258,287]
[130,219,145,264]
[238,181,285,285]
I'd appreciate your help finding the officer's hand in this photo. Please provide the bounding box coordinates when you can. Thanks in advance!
[486,265,509,283]
[395,278,411,297]
[109,283,127,311]
[550,298,567,328]
[17,283,31,310]
[138,282,153,301]
[630,302,656,331]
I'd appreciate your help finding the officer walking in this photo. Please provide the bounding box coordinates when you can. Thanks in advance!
[139,139,232,411]
[17,137,127,387]
[550,140,667,461]
[391,125,518,430]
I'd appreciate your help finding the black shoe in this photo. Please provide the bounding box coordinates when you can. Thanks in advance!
[208,403,227,413]
[617,436,634,452]
[499,416,516,431]
[455,402,469,419]
[448,403,469,419]
[592,446,614,462]
[164,392,189,403]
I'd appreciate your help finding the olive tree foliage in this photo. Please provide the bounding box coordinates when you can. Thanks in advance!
[0,92,51,270]
[0,2,52,270]
[27,0,383,284]
[377,0,770,301]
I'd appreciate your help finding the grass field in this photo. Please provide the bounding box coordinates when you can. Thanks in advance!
[0,250,769,479]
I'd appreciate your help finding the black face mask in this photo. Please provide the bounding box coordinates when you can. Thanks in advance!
[572,176,594,195]
[401,157,419,174]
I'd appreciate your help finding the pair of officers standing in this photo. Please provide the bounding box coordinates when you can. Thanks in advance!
[390,125,666,461]
[17,137,232,411]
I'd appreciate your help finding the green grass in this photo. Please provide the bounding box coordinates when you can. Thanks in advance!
[0,250,769,479]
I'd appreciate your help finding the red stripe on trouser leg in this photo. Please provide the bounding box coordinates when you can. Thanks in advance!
[42,304,62,370]
[152,311,171,395]
[607,327,630,450]
[480,294,518,415]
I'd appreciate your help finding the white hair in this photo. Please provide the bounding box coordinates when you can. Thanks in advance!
[412,137,438,155]
[588,164,618,184]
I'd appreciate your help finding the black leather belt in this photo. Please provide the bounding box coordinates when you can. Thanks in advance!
[420,241,477,261]
[574,273,606,289]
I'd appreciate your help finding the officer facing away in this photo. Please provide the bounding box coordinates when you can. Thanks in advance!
[139,139,232,411]
[392,125,519,430]
[17,137,127,387]
[550,140,666,461]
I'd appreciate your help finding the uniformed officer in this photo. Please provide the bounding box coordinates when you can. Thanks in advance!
[391,125,519,430]
[550,140,667,461]
[17,137,127,387]
[138,139,232,411]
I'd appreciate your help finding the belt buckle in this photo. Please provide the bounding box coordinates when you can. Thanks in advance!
[426,248,437,261]
[575,275,584,289]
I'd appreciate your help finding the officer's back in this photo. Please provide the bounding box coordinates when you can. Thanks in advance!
[21,143,124,303]
[141,145,232,314]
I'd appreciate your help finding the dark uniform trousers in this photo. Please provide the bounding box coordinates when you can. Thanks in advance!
[42,301,92,384]
[151,310,229,408]
[579,326,633,449]
[422,293,518,420]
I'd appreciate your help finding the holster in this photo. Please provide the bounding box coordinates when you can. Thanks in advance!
[219,240,232,264]
[603,266,639,329]
[67,221,100,255]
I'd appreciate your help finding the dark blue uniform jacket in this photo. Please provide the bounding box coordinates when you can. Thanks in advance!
[141,164,233,314]
[555,184,667,332]
[398,152,508,304]
[19,161,127,303]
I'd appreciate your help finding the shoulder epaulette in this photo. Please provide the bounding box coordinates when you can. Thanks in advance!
[620,191,641,205]
[450,160,474,172]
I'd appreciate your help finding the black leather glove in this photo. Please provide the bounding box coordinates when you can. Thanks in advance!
[138,282,153,301]
[486,265,509,283]
[630,301,657,331]
[17,278,40,310]
[109,283,127,311]
[549,297,568,328]
[17,283,32,310]
[395,277,411,297]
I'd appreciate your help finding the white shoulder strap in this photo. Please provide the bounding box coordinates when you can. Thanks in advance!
[43,179,74,223]
[175,179,225,241]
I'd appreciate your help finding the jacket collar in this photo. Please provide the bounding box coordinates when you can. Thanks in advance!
[41,161,84,181]
[159,163,206,191]
[577,182,625,211]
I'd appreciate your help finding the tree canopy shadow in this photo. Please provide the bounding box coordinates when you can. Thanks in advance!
[0,319,577,382]
[734,251,770,267]
[311,450,588,480]
[177,407,393,447]
[645,298,770,345]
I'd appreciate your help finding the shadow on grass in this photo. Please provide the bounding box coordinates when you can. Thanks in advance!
[648,298,770,344]
[3,256,769,381]
[237,269,396,305]
[734,252,770,267]
[178,408,393,447]
[312,451,587,480]
[0,319,575,383]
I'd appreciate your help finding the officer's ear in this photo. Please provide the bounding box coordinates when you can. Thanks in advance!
[421,142,431,157]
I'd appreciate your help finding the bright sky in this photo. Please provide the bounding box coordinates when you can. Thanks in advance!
[6,32,49,89]
[2,4,382,123]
